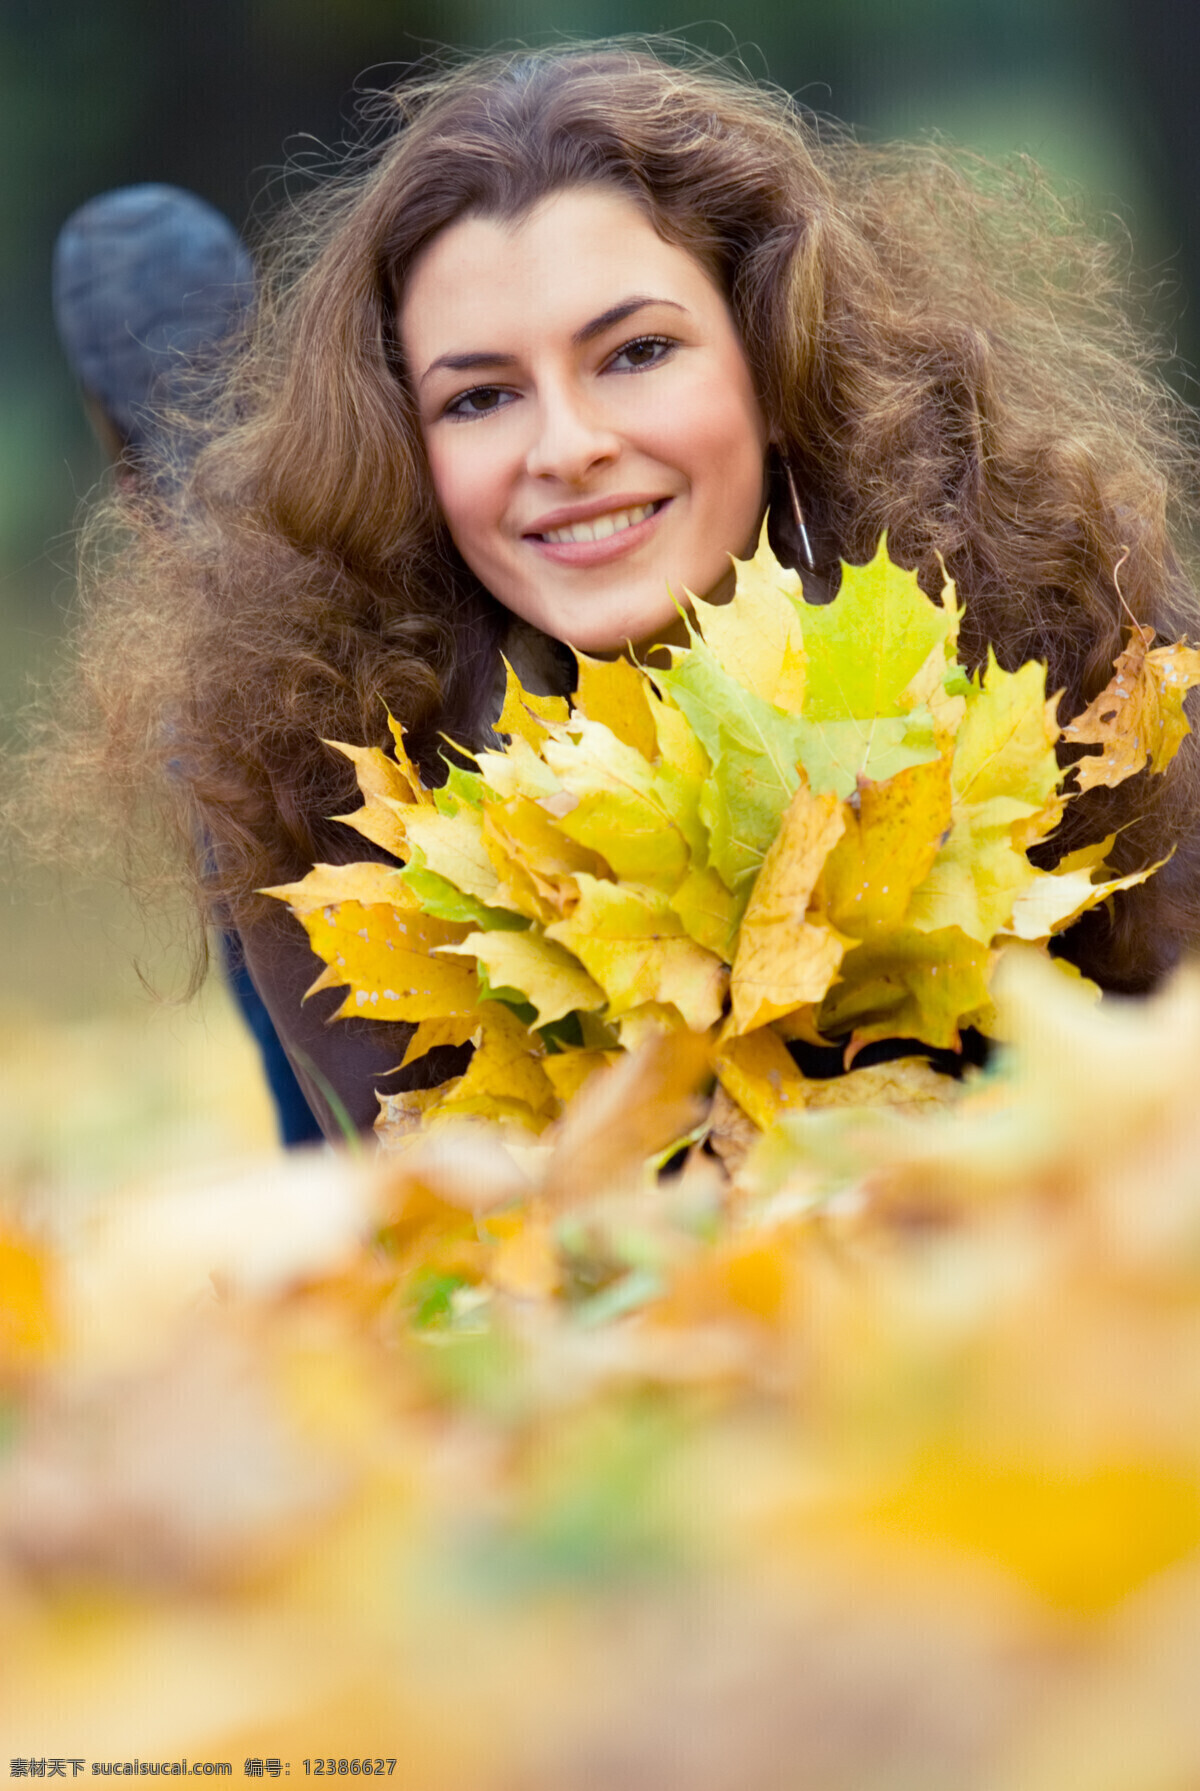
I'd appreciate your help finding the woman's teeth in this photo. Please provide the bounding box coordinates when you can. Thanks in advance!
[542,502,657,545]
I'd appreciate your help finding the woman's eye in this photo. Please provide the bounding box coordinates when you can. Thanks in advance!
[607,335,674,373]
[444,386,514,420]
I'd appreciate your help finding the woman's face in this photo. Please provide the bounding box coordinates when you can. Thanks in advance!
[400,186,770,656]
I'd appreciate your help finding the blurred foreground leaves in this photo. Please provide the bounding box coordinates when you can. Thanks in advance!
[0,993,277,1197]
[6,954,1200,1785]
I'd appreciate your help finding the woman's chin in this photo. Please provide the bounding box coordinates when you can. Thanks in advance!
[561,604,691,663]
[573,631,685,666]
[632,610,691,662]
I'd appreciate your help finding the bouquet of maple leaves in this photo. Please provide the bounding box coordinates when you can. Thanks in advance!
[272,525,1200,1142]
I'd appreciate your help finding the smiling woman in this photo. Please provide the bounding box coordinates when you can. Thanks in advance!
[403,188,769,655]
[34,42,1200,1137]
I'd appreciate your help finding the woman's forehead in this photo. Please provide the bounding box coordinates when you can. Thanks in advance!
[399,187,727,370]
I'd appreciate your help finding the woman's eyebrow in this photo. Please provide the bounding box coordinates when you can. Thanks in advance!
[418,295,687,386]
[572,294,686,346]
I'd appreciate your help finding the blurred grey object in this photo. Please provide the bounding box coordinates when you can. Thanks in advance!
[51,183,254,465]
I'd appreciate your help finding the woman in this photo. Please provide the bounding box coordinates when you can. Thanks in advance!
[51,44,1200,1139]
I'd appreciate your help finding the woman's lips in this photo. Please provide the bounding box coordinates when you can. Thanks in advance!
[524,498,671,567]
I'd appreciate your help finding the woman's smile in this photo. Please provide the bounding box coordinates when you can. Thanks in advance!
[400,186,770,656]
[525,494,669,562]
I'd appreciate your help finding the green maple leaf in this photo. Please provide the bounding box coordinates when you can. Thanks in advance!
[818,925,992,1055]
[397,863,529,932]
[951,653,1062,810]
[660,641,809,890]
[797,534,959,721]
[435,760,487,812]
[792,710,941,798]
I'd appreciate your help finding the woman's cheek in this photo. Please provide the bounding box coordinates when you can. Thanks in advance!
[680,372,765,483]
[428,441,499,555]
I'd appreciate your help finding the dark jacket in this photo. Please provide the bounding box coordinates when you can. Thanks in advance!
[236,620,569,1142]
[236,902,475,1143]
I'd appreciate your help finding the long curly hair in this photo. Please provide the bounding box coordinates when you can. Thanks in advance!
[42,40,1200,992]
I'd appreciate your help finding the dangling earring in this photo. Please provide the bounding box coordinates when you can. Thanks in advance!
[783,459,816,572]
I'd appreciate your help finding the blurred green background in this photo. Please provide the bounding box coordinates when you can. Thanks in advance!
[2,0,1197,1164]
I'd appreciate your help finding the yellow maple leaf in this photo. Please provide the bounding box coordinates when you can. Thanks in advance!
[481,794,609,922]
[1009,787,1070,856]
[688,516,808,712]
[474,731,564,801]
[1145,642,1200,770]
[494,656,571,748]
[330,713,431,804]
[541,1046,623,1103]
[266,858,419,917]
[375,1080,465,1141]
[900,653,1063,943]
[478,811,558,925]
[1063,626,1200,791]
[800,1054,960,1109]
[906,794,1041,943]
[290,896,479,1022]
[1054,833,1119,875]
[438,1001,559,1124]
[399,1014,479,1069]
[668,862,742,959]
[1003,856,1167,942]
[401,805,503,907]
[715,1041,958,1140]
[644,685,712,782]
[573,650,660,758]
[821,754,954,938]
[613,1002,689,1050]
[440,928,606,1027]
[547,874,729,1032]
[728,778,848,1034]
[386,711,435,799]
[326,743,414,858]
[544,719,696,892]
[714,1026,812,1130]
[951,652,1062,810]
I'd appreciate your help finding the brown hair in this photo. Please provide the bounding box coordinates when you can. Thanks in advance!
[42,41,1200,991]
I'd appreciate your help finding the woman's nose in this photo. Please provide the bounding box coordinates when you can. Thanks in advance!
[524,386,620,484]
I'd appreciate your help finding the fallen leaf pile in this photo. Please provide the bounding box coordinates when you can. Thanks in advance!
[272,525,1200,1144]
[7,953,1200,1785]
